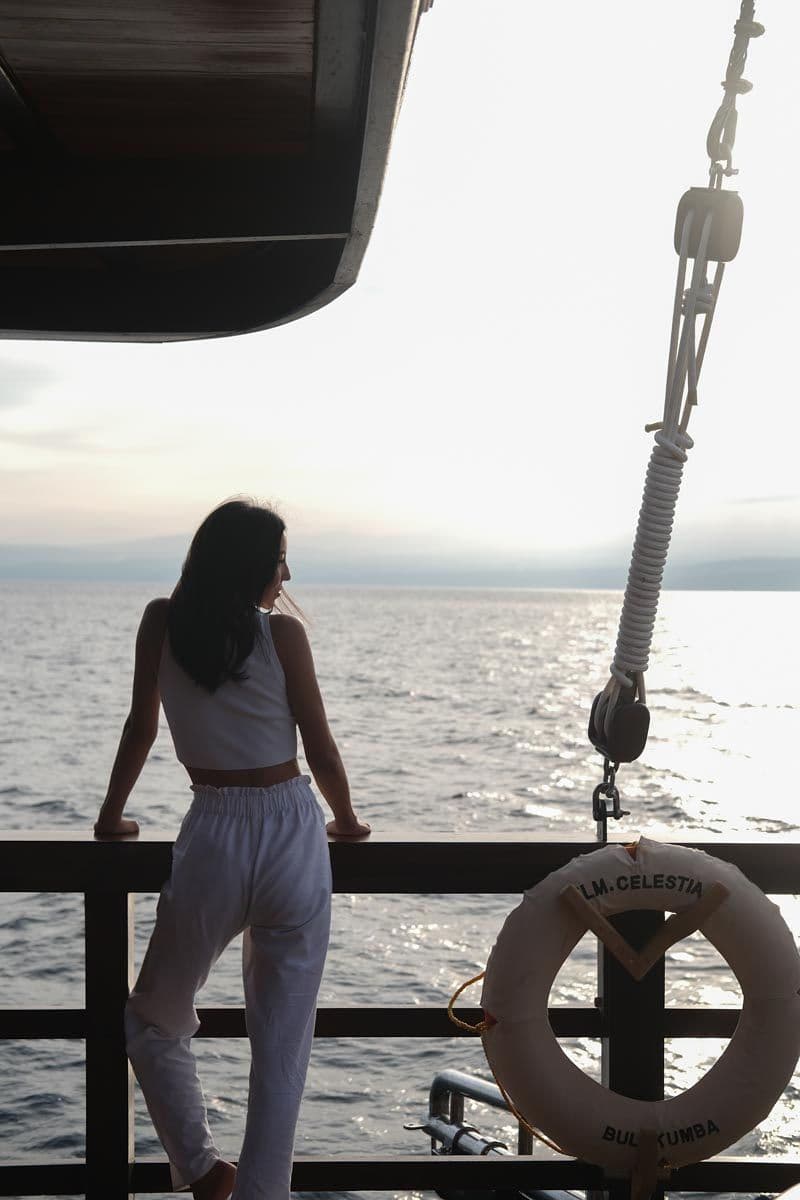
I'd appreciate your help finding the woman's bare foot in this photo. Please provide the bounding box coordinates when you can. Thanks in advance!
[191,1159,236,1200]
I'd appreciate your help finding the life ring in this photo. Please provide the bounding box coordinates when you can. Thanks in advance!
[479,837,800,1174]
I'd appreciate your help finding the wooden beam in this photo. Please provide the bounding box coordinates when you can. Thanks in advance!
[0,1003,744,1041]
[0,158,354,247]
[1,835,799,894]
[195,1004,606,1039]
[0,1008,85,1037]
[0,233,348,251]
[84,891,134,1200]
[312,0,371,159]
[2,1154,799,1197]
[0,2,315,158]
[599,910,666,1102]
[0,237,346,338]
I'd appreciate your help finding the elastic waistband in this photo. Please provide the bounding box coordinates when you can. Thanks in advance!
[189,774,314,817]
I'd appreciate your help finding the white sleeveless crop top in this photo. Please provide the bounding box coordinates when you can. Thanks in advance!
[158,611,298,770]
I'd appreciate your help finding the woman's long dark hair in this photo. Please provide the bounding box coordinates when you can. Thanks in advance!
[167,499,285,691]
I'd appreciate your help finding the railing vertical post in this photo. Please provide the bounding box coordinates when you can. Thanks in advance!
[597,910,666,1200]
[85,890,135,1200]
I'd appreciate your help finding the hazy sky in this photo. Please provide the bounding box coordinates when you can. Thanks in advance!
[1,1,798,566]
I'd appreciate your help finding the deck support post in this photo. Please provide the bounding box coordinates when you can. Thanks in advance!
[591,909,666,1200]
[84,890,135,1200]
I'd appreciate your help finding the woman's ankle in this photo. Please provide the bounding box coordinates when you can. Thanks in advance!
[191,1158,236,1200]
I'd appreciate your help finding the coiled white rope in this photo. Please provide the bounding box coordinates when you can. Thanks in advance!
[596,207,722,743]
[589,1,762,773]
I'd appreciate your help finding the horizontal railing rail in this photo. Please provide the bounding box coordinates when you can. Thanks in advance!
[4,830,800,892]
[0,1003,747,1040]
[0,833,799,1198]
[5,1152,800,1196]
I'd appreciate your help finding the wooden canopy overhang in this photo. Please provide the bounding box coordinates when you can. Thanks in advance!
[0,0,430,342]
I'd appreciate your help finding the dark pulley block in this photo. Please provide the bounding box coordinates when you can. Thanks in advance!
[674,187,744,262]
[589,691,651,764]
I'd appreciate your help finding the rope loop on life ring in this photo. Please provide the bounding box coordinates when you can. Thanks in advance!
[476,838,800,1177]
[447,971,567,1157]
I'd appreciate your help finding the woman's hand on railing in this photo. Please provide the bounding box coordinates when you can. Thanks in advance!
[326,816,371,839]
[93,817,140,838]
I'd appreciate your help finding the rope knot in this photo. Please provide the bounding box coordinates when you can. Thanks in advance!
[722,76,753,96]
[682,282,714,316]
[695,283,715,314]
[733,18,764,39]
[654,430,692,461]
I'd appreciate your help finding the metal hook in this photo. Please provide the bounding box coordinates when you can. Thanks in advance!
[593,759,629,843]
[706,2,764,183]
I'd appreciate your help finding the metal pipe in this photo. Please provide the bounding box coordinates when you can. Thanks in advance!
[425,1115,508,1157]
[424,1072,580,1200]
[429,1068,506,1117]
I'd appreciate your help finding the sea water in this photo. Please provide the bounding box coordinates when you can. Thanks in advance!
[1,582,799,1200]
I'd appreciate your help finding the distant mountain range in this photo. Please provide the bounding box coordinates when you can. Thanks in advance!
[0,537,798,590]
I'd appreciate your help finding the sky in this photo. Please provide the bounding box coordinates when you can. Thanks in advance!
[0,1,798,578]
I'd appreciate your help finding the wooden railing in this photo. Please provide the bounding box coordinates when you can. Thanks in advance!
[1,832,800,1198]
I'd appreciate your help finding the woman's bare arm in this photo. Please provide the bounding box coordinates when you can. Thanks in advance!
[271,614,370,838]
[94,599,167,838]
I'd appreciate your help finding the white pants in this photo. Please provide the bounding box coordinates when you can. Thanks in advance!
[124,777,332,1199]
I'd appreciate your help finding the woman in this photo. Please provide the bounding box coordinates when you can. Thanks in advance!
[94,498,369,1200]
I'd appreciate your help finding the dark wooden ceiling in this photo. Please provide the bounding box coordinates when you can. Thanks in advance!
[0,0,426,340]
[0,2,315,157]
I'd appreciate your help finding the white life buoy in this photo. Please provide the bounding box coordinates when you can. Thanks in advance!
[480,837,800,1174]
